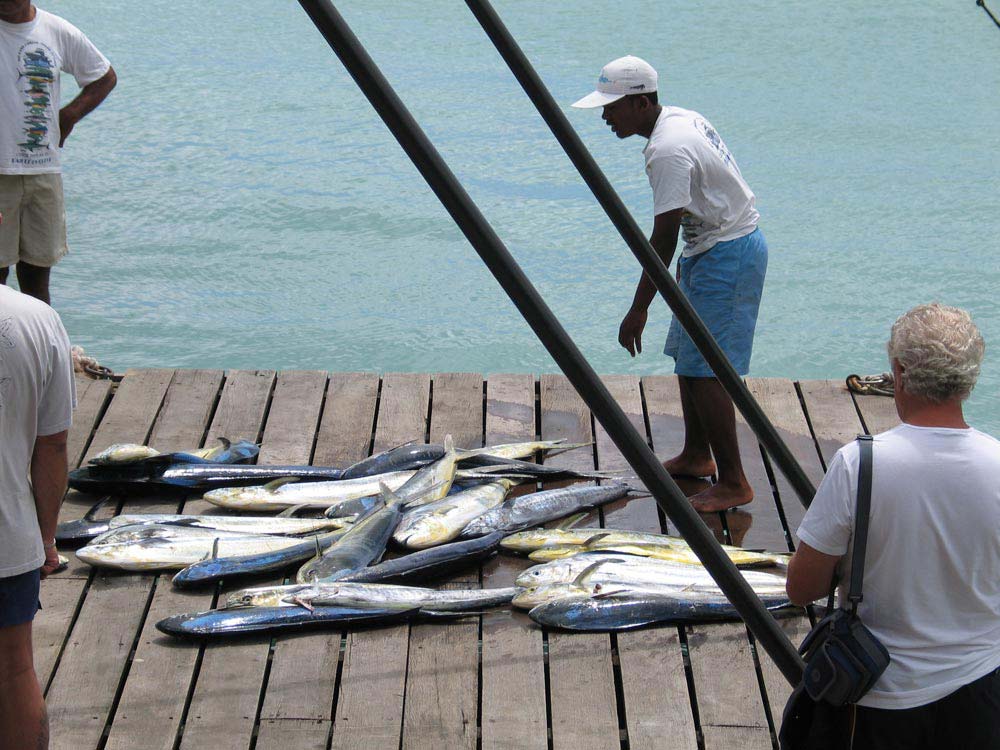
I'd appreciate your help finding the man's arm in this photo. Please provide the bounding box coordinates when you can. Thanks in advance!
[618,207,683,356]
[59,66,117,147]
[31,430,69,577]
[785,541,841,606]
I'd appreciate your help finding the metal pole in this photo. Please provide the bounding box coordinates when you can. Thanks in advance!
[296,0,804,686]
[465,0,816,509]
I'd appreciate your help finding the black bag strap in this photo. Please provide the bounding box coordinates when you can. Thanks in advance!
[848,435,874,614]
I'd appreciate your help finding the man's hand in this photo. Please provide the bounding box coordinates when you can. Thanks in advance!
[40,544,61,579]
[618,306,648,357]
[58,110,77,147]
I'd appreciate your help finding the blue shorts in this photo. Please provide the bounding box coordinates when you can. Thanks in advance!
[664,227,768,377]
[0,569,41,628]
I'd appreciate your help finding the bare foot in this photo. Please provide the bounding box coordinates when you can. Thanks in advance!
[662,453,716,479]
[689,482,753,512]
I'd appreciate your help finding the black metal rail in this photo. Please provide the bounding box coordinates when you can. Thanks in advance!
[296,0,805,685]
[465,0,816,510]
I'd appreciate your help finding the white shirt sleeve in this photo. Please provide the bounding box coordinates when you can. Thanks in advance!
[60,21,111,87]
[37,311,76,436]
[796,447,855,556]
[646,149,693,216]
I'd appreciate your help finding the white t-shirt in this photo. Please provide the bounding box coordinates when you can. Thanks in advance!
[0,286,76,577]
[643,106,759,257]
[797,424,1000,710]
[0,9,110,174]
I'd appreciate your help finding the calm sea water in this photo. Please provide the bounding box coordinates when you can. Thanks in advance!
[32,2,1000,433]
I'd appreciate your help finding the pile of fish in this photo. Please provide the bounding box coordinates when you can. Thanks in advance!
[60,435,798,638]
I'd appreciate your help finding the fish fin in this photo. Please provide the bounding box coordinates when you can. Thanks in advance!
[543,441,593,457]
[572,560,607,587]
[400,479,448,509]
[263,477,301,492]
[313,535,323,558]
[443,434,454,455]
[582,532,612,549]
[216,437,231,450]
[277,504,308,518]
[557,512,588,530]
[84,496,113,522]
[590,587,629,600]
[379,482,408,507]
[289,595,315,613]
[203,537,220,561]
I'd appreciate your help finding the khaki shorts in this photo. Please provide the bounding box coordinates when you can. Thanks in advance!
[0,173,69,269]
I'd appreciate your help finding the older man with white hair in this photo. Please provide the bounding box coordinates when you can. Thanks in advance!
[786,303,1000,749]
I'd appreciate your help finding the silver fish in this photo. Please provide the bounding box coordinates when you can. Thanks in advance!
[393,480,514,549]
[225,581,516,612]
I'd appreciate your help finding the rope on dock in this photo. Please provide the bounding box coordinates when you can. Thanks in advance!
[846,372,894,397]
[71,345,123,382]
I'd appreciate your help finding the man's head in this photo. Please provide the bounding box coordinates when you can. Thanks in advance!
[887,303,985,403]
[0,0,33,24]
[572,55,661,138]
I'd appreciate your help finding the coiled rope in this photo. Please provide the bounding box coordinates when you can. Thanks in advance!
[846,372,894,397]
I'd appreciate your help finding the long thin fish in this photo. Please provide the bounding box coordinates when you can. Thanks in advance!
[461,483,632,537]
[171,526,352,588]
[224,581,516,612]
[339,532,504,584]
[156,604,420,639]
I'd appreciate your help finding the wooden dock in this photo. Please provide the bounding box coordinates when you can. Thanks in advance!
[38,370,899,750]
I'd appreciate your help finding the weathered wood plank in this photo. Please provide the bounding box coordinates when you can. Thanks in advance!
[481,374,548,750]
[66,375,113,468]
[45,368,175,750]
[401,372,483,750]
[853,392,900,436]
[756,616,813,733]
[330,373,429,750]
[180,370,327,750]
[602,375,698,750]
[255,719,331,750]
[261,372,380,723]
[745,378,826,548]
[796,380,864,467]
[686,622,772,750]
[105,370,271,750]
[540,375,621,750]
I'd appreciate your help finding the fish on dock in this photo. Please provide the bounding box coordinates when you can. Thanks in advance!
[393,480,515,549]
[339,531,504,584]
[223,581,516,612]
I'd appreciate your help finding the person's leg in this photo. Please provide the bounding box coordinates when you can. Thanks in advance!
[685,377,753,511]
[661,375,717,478]
[14,261,51,305]
[932,666,1000,749]
[0,622,47,750]
[852,702,936,750]
[0,266,8,285]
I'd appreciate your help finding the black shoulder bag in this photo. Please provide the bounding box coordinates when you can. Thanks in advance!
[779,435,891,749]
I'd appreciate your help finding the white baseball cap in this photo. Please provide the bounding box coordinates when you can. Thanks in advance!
[571,55,658,109]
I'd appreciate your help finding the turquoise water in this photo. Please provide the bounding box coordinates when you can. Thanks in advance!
[34,2,1000,433]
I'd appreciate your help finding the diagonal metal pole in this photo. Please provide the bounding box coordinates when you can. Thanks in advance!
[296,0,804,685]
[466,0,816,509]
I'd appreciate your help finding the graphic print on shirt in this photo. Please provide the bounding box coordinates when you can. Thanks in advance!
[0,317,13,409]
[694,118,733,167]
[17,43,57,152]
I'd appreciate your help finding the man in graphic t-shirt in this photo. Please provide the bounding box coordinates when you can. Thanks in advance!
[573,56,767,512]
[0,285,75,750]
[0,0,116,304]
[787,303,1000,748]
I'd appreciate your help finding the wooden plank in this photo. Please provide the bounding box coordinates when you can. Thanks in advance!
[66,375,113,468]
[642,376,721,540]
[745,378,826,548]
[105,370,272,750]
[796,380,864,467]
[853,392,900,436]
[685,622,773,750]
[755,615,813,732]
[480,374,547,750]
[45,368,174,750]
[330,373,429,750]
[261,372,380,723]
[540,375,621,750]
[617,627,698,750]
[400,372,483,750]
[180,370,327,750]
[255,719,331,750]
[599,375,698,750]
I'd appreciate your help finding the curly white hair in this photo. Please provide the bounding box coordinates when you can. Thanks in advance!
[887,303,985,403]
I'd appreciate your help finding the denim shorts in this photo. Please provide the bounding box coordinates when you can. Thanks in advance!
[0,568,41,628]
[664,227,768,377]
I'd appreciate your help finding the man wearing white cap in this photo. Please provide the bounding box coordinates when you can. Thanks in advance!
[573,55,767,512]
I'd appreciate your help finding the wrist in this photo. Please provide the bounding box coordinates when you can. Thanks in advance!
[43,539,57,550]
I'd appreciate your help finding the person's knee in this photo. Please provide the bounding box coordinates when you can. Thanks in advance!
[0,622,36,679]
